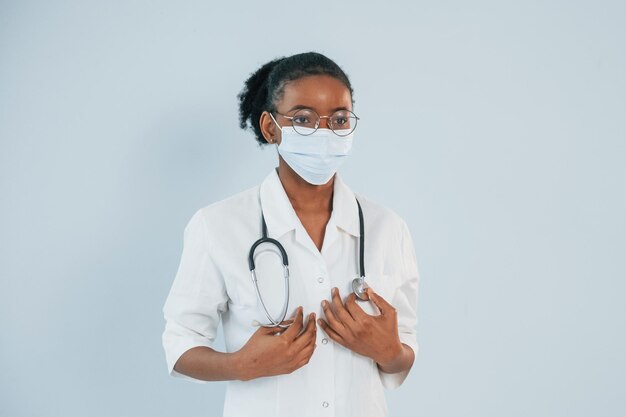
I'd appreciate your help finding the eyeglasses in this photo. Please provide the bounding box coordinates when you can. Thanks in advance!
[271,108,360,137]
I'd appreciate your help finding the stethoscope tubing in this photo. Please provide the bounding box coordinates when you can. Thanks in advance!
[248,194,366,329]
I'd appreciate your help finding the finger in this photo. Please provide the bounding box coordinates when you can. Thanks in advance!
[282,306,304,339]
[298,328,317,357]
[344,292,369,321]
[367,288,394,315]
[269,316,295,327]
[254,318,291,334]
[331,287,355,323]
[294,312,317,349]
[295,342,316,368]
[317,317,345,344]
[298,337,317,360]
[259,325,284,335]
[321,298,345,334]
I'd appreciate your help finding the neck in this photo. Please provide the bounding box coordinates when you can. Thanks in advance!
[276,159,334,215]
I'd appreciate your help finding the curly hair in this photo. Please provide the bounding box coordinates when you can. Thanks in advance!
[237,51,355,146]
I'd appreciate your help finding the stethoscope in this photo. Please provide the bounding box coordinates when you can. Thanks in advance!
[247,195,369,329]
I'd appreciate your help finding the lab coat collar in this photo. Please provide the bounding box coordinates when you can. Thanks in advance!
[259,167,361,242]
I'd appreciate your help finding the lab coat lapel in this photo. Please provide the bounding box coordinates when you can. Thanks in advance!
[258,168,321,255]
[318,173,362,257]
[258,168,361,257]
[332,173,361,239]
[259,168,298,239]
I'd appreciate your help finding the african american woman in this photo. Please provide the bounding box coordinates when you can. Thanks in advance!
[162,51,420,417]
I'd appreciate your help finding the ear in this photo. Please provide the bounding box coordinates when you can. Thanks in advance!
[260,111,280,145]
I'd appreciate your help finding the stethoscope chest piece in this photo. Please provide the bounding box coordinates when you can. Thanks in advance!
[352,276,370,301]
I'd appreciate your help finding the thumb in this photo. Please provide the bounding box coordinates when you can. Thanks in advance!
[366,287,384,313]
[252,321,281,334]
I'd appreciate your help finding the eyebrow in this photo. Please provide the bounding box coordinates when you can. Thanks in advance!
[286,104,350,113]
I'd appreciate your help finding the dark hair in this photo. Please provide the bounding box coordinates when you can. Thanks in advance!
[237,51,355,146]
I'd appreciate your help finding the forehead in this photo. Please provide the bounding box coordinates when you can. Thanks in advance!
[278,74,352,112]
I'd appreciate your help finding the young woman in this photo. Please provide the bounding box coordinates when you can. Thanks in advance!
[162,51,420,417]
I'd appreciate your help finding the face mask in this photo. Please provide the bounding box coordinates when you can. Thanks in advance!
[269,113,354,185]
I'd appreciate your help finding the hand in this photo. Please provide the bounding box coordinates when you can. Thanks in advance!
[235,306,317,381]
[318,287,403,367]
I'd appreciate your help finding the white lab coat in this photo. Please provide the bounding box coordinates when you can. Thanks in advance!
[162,167,420,417]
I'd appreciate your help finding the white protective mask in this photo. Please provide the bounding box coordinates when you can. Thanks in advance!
[269,112,354,185]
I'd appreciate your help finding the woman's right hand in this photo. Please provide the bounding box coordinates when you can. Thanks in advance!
[235,306,317,381]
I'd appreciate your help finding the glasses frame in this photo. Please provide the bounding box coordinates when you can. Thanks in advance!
[272,108,360,137]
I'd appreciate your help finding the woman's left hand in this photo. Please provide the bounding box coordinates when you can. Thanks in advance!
[317,286,404,367]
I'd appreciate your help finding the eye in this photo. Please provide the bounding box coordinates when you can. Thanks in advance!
[293,116,309,124]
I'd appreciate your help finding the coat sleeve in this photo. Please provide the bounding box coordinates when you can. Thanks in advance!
[161,208,229,383]
[378,218,420,389]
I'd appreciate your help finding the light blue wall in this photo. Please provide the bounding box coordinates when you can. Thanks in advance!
[1,1,624,416]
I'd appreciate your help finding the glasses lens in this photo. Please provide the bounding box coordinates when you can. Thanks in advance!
[330,110,358,136]
[291,108,319,135]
